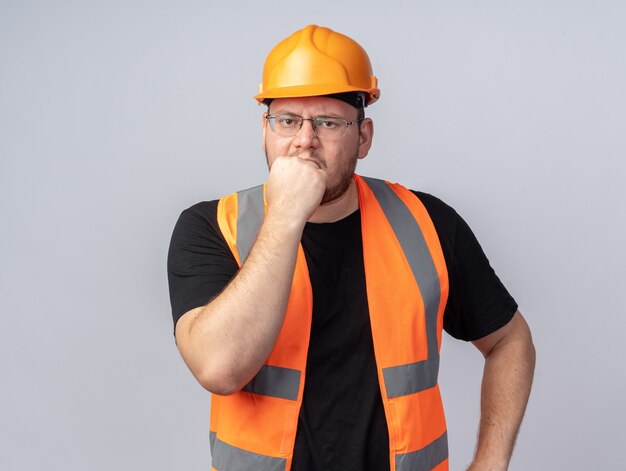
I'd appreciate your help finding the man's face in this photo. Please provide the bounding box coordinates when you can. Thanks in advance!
[262,96,373,205]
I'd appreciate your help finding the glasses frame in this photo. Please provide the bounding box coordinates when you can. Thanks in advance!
[265,113,364,139]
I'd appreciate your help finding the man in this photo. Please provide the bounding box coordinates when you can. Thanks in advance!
[168,25,535,471]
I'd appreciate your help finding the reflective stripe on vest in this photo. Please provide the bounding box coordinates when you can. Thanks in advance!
[396,431,449,471]
[242,364,300,401]
[235,184,265,264]
[212,175,449,471]
[210,431,287,471]
[362,177,441,399]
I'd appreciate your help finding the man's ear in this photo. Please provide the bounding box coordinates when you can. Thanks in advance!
[261,112,268,151]
[357,118,374,160]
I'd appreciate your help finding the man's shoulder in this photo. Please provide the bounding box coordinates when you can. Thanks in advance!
[409,189,457,216]
[404,189,461,243]
[179,200,219,223]
[171,200,222,242]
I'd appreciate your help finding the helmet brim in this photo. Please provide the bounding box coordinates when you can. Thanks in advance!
[255,83,380,106]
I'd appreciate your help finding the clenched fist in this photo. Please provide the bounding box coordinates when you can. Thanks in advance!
[265,155,327,224]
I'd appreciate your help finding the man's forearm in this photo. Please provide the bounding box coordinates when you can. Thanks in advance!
[175,209,306,395]
[469,312,536,470]
[175,156,328,395]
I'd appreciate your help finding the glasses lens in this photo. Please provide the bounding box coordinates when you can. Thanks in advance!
[271,115,302,135]
[313,117,348,139]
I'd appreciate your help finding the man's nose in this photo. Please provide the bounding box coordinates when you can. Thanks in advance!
[292,119,318,148]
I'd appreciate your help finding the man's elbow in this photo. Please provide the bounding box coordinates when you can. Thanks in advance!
[194,363,245,396]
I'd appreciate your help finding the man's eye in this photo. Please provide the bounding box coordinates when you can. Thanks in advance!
[318,120,339,129]
[278,117,298,127]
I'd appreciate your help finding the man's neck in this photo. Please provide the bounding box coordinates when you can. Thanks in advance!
[308,180,359,223]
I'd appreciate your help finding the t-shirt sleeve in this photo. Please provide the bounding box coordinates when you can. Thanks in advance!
[413,191,518,341]
[167,200,239,331]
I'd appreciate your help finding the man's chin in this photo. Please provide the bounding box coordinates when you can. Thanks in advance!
[320,178,354,205]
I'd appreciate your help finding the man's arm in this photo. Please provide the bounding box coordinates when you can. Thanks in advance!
[174,156,326,395]
[467,310,536,471]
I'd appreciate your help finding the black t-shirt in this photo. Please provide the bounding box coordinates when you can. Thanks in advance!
[167,190,518,471]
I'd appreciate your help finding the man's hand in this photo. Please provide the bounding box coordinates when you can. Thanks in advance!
[265,155,327,223]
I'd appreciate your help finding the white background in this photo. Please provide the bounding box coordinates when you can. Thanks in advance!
[2,1,625,469]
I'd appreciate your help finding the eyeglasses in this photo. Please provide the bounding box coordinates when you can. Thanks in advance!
[266,114,363,140]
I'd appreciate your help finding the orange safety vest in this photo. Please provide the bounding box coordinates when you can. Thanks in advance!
[212,175,449,471]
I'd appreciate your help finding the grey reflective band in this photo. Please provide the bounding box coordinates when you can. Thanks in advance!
[361,177,442,398]
[383,355,439,399]
[236,185,265,264]
[210,431,216,454]
[242,364,301,401]
[211,435,286,471]
[396,431,448,471]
